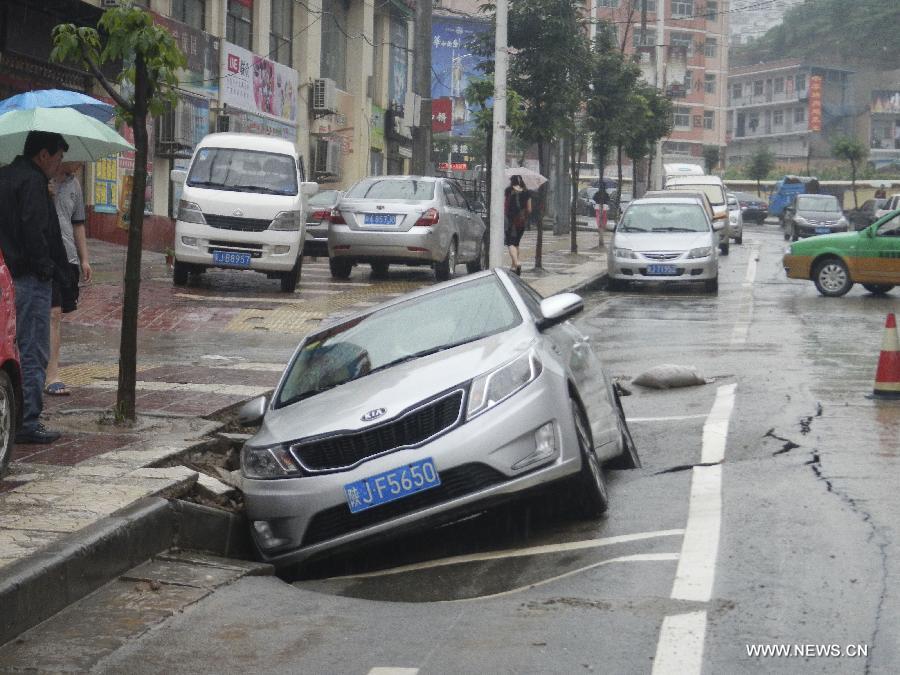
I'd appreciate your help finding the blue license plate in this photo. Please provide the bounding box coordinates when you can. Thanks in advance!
[364,213,396,225]
[648,264,678,275]
[213,250,252,267]
[815,227,831,234]
[344,457,441,513]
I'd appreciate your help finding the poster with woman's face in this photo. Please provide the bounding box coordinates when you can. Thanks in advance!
[253,57,275,114]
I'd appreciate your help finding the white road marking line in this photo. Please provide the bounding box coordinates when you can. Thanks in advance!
[730,243,759,345]
[652,611,707,675]
[201,362,284,372]
[448,553,679,602]
[330,530,685,580]
[629,414,708,423]
[86,380,270,397]
[367,669,419,675]
[652,383,736,675]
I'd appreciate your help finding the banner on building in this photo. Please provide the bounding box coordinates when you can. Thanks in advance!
[388,18,409,109]
[432,97,452,133]
[152,12,220,98]
[371,105,385,151]
[431,18,487,137]
[221,41,299,124]
[808,75,823,132]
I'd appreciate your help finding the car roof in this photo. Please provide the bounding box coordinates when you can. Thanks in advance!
[631,195,709,208]
[197,132,299,156]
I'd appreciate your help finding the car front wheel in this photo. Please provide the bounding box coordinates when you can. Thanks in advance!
[434,238,458,281]
[280,256,302,292]
[0,370,16,478]
[467,235,488,274]
[172,261,189,286]
[570,397,609,518]
[329,258,352,279]
[813,257,853,297]
[862,284,894,295]
[605,384,640,470]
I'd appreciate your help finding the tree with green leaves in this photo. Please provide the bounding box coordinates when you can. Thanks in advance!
[747,146,776,198]
[51,2,185,421]
[702,145,721,174]
[832,136,868,208]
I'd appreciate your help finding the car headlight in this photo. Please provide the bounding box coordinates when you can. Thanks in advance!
[836,217,848,227]
[794,216,809,225]
[467,350,542,420]
[613,247,637,259]
[269,211,301,231]
[241,443,303,479]
[687,246,713,259]
[177,200,206,224]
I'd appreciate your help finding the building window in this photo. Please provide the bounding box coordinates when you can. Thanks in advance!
[704,73,716,94]
[674,106,691,128]
[773,110,784,126]
[321,0,349,90]
[794,108,806,123]
[598,0,619,6]
[672,0,693,18]
[705,1,718,20]
[684,70,693,91]
[753,80,763,96]
[670,32,693,56]
[172,0,205,30]
[226,0,252,49]
[796,74,806,92]
[632,28,657,48]
[703,110,714,129]
[703,37,717,58]
[270,0,293,66]
[662,141,693,155]
[774,76,784,94]
[731,83,742,101]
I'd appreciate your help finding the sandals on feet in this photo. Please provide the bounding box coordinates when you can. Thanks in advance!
[45,381,71,396]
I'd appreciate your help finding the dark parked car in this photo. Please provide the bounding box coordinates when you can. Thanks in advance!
[303,189,342,257]
[846,198,887,231]
[608,190,632,221]
[577,187,599,216]
[783,194,849,241]
[732,191,768,224]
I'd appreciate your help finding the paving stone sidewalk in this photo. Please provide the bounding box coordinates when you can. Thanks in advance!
[0,220,608,642]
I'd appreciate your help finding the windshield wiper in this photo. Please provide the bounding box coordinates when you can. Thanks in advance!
[653,227,698,232]
[235,185,283,194]
[621,226,647,232]
[278,382,342,407]
[187,180,226,188]
[368,337,481,376]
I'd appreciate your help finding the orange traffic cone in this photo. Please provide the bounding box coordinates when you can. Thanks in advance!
[871,313,900,400]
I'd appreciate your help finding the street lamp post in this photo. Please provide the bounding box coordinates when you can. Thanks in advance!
[489,0,508,269]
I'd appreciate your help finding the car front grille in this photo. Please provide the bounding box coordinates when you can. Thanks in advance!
[642,252,681,261]
[205,214,272,232]
[291,389,465,472]
[301,462,508,547]
[207,241,263,257]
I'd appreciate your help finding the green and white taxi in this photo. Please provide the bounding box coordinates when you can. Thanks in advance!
[783,210,900,296]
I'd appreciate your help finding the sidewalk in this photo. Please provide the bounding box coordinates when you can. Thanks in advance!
[0,221,609,644]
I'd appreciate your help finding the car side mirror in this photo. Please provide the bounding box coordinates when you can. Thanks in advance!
[537,292,583,331]
[237,395,268,426]
[300,182,319,197]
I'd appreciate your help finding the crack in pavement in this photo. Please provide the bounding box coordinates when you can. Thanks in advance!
[799,404,888,674]
[765,427,801,456]
[653,461,722,475]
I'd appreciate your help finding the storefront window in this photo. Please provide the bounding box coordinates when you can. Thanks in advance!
[227,0,252,50]
[173,0,205,30]
[270,0,293,66]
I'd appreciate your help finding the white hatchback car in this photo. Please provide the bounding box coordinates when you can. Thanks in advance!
[607,196,720,293]
[726,192,744,244]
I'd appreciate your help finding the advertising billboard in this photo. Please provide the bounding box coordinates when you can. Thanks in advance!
[220,41,299,125]
[431,18,487,137]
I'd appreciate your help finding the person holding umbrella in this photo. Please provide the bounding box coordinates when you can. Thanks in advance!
[0,131,71,444]
[504,174,532,275]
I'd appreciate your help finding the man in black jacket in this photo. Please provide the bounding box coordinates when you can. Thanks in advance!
[0,131,70,444]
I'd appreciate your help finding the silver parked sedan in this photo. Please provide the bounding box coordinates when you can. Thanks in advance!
[238,270,639,569]
[327,175,487,280]
[303,189,341,257]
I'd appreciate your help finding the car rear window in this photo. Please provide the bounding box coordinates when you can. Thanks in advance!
[345,179,436,201]
[668,182,725,206]
[797,195,840,212]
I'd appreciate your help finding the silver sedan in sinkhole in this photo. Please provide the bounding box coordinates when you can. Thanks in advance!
[238,269,640,568]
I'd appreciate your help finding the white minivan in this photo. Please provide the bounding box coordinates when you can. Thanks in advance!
[170,133,318,292]
[664,174,731,254]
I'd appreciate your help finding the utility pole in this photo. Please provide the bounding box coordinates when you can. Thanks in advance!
[489,0,508,269]
[411,0,433,175]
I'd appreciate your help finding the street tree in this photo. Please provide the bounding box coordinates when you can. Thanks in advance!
[622,82,672,193]
[703,145,721,174]
[747,146,775,198]
[51,3,185,421]
[832,136,868,208]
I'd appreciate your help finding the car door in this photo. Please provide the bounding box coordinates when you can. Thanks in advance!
[440,182,465,253]
[453,182,485,259]
[852,213,900,283]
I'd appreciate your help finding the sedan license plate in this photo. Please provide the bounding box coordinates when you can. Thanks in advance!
[648,264,677,275]
[815,226,831,234]
[364,213,397,225]
[344,457,441,513]
[212,250,251,267]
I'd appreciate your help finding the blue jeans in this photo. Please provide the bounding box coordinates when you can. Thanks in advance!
[13,275,51,433]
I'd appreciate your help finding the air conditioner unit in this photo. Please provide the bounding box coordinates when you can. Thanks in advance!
[156,99,195,155]
[312,78,337,114]
[313,138,341,177]
[100,0,119,7]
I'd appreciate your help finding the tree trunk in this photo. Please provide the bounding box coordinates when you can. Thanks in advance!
[569,131,580,254]
[535,140,545,269]
[851,162,858,209]
[485,124,493,260]
[116,56,148,421]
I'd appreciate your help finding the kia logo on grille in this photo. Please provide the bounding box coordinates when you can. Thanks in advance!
[361,408,386,422]
[233,209,244,217]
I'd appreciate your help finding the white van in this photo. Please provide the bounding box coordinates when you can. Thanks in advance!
[170,133,318,292]
[662,162,704,186]
[664,174,731,254]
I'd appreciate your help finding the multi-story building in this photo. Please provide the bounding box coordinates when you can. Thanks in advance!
[725,59,855,169]
[728,0,802,46]
[595,0,729,173]
[0,0,419,248]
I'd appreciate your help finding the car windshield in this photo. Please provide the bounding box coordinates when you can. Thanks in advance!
[345,178,436,200]
[797,195,840,212]
[669,183,725,206]
[618,204,709,233]
[187,148,297,195]
[275,275,521,407]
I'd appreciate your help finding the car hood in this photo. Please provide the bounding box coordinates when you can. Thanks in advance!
[253,328,536,445]
[795,209,844,220]
[790,231,859,252]
[613,231,713,252]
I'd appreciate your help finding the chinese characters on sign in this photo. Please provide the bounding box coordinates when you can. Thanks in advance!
[93,157,118,214]
[808,75,823,133]
[432,97,452,133]
[221,41,299,124]
[431,18,486,137]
